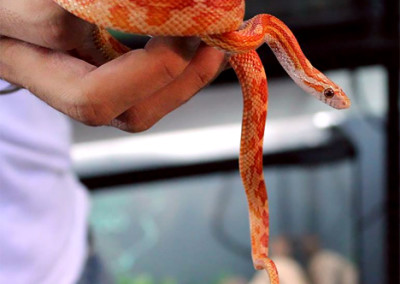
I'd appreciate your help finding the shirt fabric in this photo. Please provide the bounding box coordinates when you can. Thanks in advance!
[0,80,90,284]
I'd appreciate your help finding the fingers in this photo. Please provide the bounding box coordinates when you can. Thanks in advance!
[0,36,207,127]
[110,43,227,132]
[0,0,108,63]
[0,33,226,132]
[78,37,202,125]
[0,36,96,108]
[0,0,94,50]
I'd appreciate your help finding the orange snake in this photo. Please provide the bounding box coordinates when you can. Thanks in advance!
[53,1,351,282]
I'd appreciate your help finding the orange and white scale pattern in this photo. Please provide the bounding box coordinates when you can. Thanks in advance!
[53,1,351,283]
[55,0,244,35]
[206,14,350,109]
[230,51,278,282]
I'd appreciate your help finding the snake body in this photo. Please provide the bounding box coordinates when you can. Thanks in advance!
[54,1,351,282]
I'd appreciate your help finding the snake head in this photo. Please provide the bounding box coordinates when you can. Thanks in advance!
[320,85,351,110]
[299,74,351,110]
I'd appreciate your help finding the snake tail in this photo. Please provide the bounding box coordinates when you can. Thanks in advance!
[229,50,279,284]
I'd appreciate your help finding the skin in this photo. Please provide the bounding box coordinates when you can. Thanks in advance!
[0,0,227,132]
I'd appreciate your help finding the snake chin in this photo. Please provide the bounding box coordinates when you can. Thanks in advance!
[329,90,351,109]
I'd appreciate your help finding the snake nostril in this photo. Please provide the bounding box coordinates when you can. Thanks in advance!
[341,100,351,108]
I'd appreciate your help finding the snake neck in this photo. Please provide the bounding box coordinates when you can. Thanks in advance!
[204,14,350,109]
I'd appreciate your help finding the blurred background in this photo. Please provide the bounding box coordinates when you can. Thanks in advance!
[70,0,399,283]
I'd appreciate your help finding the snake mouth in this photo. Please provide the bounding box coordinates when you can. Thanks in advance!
[324,89,351,109]
[330,97,351,109]
[342,98,352,109]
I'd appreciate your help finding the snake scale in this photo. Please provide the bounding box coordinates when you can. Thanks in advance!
[53,1,351,282]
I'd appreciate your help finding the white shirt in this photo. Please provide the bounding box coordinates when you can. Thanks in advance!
[0,80,90,284]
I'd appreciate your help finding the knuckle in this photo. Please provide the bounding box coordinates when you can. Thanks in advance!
[71,101,111,127]
[0,39,22,83]
[158,58,181,84]
[43,13,90,50]
[0,38,17,60]
[115,109,156,133]
[44,27,75,51]
[125,114,154,133]
[193,68,215,89]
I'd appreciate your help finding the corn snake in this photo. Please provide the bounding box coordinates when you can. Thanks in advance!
[53,0,351,282]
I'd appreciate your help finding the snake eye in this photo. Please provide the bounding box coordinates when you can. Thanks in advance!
[323,88,335,99]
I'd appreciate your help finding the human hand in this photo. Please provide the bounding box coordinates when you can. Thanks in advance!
[0,0,227,132]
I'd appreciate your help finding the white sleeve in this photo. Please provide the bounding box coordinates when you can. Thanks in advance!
[0,80,90,284]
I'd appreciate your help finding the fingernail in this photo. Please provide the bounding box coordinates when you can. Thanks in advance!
[174,37,201,60]
[185,36,201,51]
